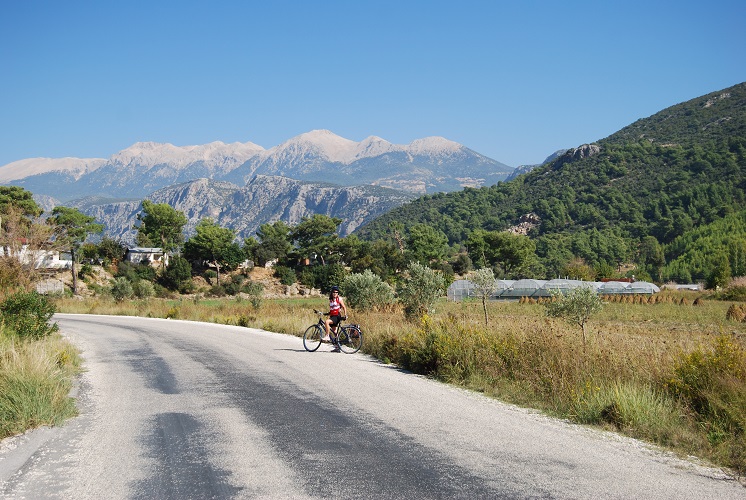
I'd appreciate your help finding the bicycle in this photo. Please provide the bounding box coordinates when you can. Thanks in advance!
[303,309,363,354]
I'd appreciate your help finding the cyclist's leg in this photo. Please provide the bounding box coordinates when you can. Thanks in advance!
[329,316,341,341]
[324,318,333,339]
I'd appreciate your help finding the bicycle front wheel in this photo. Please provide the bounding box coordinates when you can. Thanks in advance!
[303,324,323,352]
[338,326,362,354]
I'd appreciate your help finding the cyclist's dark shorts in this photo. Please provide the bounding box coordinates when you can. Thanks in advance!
[330,315,343,326]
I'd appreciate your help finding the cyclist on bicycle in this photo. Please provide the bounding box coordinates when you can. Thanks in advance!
[325,285,347,351]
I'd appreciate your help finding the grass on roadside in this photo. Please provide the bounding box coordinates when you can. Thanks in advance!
[0,327,82,439]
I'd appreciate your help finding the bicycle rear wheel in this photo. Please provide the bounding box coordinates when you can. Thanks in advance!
[337,326,362,354]
[303,324,323,352]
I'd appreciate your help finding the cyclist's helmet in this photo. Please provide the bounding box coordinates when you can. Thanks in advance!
[331,285,340,292]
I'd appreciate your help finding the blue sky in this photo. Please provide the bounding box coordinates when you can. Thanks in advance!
[1,0,744,168]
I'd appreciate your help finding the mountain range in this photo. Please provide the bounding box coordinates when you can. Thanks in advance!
[0,131,512,242]
[1,130,512,201]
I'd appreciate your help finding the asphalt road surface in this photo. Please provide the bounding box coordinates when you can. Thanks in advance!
[0,314,742,499]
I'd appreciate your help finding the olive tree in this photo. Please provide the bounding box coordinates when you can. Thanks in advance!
[397,262,446,320]
[342,270,395,311]
[544,286,603,345]
[469,267,497,325]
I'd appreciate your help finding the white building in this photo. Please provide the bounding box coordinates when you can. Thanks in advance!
[124,247,169,267]
[1,244,72,269]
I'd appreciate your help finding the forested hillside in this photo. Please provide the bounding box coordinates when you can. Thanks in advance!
[356,82,746,283]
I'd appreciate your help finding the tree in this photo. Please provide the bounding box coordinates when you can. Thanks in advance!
[255,221,292,266]
[0,186,42,218]
[450,252,473,275]
[290,214,341,265]
[637,236,665,282]
[0,206,54,285]
[706,253,731,290]
[0,188,48,286]
[159,256,193,292]
[350,239,404,282]
[389,221,406,254]
[134,200,187,254]
[467,230,538,278]
[563,257,595,281]
[469,268,496,325]
[183,218,238,285]
[406,224,448,265]
[97,237,128,265]
[397,262,446,320]
[48,206,103,294]
[544,286,603,346]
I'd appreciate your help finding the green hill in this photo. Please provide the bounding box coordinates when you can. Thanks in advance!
[355,82,746,282]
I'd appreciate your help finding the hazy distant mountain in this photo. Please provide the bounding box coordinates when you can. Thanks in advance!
[1,130,513,201]
[72,176,417,243]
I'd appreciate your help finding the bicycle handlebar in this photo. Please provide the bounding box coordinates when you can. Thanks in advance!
[313,309,347,321]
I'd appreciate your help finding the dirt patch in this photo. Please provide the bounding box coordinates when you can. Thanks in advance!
[38,267,113,297]
[245,266,321,298]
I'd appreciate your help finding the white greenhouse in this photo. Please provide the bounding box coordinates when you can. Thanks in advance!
[447,277,660,301]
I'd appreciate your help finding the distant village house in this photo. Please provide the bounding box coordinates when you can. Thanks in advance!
[1,243,72,269]
[124,247,169,267]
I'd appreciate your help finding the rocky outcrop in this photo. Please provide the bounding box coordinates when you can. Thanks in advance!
[551,144,601,171]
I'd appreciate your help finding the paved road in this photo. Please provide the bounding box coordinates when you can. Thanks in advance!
[0,314,742,499]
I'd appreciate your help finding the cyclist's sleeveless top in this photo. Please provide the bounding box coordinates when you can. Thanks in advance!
[329,296,341,316]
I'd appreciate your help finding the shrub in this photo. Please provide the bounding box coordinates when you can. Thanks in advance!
[666,335,746,472]
[342,270,395,311]
[0,257,32,294]
[160,256,193,292]
[397,262,446,320]
[667,335,746,422]
[242,281,263,310]
[114,261,138,282]
[223,281,241,296]
[274,265,296,286]
[110,277,134,302]
[132,280,155,299]
[0,291,59,340]
[78,263,94,280]
[716,277,746,301]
